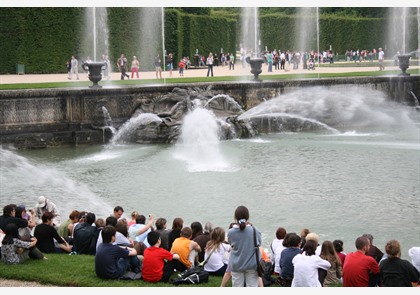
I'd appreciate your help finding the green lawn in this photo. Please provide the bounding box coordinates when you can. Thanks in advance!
[1,68,418,91]
[0,253,226,287]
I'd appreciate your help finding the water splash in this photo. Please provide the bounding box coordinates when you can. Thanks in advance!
[110,113,163,145]
[237,86,417,135]
[101,106,117,134]
[82,7,109,61]
[0,147,113,218]
[173,108,230,172]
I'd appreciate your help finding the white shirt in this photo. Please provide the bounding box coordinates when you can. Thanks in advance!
[204,243,231,272]
[378,50,385,60]
[291,254,331,287]
[271,239,285,274]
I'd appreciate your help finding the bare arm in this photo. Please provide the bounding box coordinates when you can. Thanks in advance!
[137,214,154,235]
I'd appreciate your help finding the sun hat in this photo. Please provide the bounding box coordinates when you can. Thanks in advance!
[38,196,46,207]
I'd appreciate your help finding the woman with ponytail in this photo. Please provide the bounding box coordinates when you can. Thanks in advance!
[227,205,262,287]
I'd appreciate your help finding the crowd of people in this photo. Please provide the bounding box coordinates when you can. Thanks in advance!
[1,199,419,287]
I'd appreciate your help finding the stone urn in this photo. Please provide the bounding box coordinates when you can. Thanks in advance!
[246,56,265,81]
[396,54,411,76]
[82,62,107,88]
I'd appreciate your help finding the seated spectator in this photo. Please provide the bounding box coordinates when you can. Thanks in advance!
[333,239,346,267]
[14,206,44,260]
[33,212,72,253]
[194,221,213,263]
[95,225,140,279]
[73,212,99,255]
[141,231,180,283]
[96,216,131,251]
[58,210,80,244]
[170,226,201,272]
[128,214,154,246]
[279,232,302,287]
[271,226,287,275]
[203,227,231,276]
[127,211,139,228]
[291,239,331,287]
[155,217,170,250]
[168,217,183,251]
[320,240,342,286]
[1,223,39,264]
[0,204,28,232]
[342,236,380,287]
[305,232,321,255]
[379,240,420,287]
[33,196,61,228]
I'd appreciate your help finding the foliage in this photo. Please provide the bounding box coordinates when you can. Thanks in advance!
[0,8,418,74]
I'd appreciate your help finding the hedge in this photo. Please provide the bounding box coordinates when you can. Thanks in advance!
[0,8,417,74]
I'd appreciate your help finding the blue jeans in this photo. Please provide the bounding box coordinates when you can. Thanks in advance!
[117,256,141,276]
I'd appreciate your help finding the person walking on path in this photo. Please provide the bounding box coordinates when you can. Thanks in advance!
[130,56,139,79]
[154,54,162,79]
[378,48,385,71]
[117,54,129,80]
[69,55,79,80]
[206,52,214,77]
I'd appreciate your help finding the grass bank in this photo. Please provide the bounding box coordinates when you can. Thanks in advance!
[0,253,225,287]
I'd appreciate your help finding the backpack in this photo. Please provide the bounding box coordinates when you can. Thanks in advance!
[172,267,209,285]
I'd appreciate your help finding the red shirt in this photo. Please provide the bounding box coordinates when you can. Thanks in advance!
[178,61,185,69]
[141,246,174,282]
[342,251,380,287]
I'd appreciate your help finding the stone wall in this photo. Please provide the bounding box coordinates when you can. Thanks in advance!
[1,76,419,149]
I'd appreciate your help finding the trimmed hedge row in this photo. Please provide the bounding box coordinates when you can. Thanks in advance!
[0,8,417,74]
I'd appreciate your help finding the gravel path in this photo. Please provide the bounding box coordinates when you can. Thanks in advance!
[0,278,55,287]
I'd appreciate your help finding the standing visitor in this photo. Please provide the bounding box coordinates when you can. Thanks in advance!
[206,52,214,77]
[117,54,129,80]
[166,53,173,77]
[378,48,385,71]
[229,52,235,70]
[130,56,139,79]
[266,51,273,72]
[154,54,162,79]
[178,59,185,76]
[69,55,79,80]
[66,59,71,79]
[227,205,261,287]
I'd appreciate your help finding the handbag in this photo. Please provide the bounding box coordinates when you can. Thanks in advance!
[252,226,264,277]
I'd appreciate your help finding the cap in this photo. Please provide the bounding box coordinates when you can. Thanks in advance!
[38,196,46,207]
[18,204,26,210]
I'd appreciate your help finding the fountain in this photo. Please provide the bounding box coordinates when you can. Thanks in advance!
[1,85,419,260]
[241,7,264,81]
[82,7,110,63]
[82,61,107,88]
[396,53,412,76]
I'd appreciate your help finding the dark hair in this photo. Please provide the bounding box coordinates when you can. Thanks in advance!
[101,225,116,243]
[2,204,15,216]
[86,212,96,225]
[155,217,167,230]
[303,239,317,256]
[172,217,184,230]
[105,216,118,227]
[14,206,23,219]
[113,206,124,213]
[2,223,20,245]
[69,210,80,220]
[147,231,161,246]
[355,236,370,250]
[385,240,401,259]
[333,240,344,253]
[283,232,301,248]
[42,211,54,223]
[190,221,203,239]
[115,221,128,238]
[234,205,249,231]
[136,215,146,225]
[276,227,287,240]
